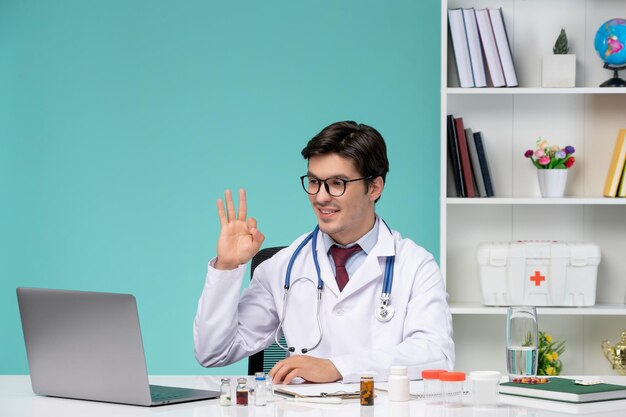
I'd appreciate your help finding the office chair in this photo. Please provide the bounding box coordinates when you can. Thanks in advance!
[247,246,288,375]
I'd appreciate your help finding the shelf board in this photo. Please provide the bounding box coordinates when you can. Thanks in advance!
[446,87,626,95]
[450,302,626,315]
[445,197,626,205]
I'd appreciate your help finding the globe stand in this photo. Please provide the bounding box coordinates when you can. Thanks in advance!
[600,63,626,87]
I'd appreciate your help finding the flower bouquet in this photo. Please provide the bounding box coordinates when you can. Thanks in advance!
[524,138,576,169]
[538,331,566,376]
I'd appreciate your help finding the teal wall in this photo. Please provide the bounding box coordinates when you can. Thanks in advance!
[0,0,440,375]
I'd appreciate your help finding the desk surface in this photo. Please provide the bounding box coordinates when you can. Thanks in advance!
[3,375,626,417]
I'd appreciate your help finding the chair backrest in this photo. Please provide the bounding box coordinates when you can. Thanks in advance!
[247,246,288,375]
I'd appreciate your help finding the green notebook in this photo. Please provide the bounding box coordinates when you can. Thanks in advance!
[500,377,626,403]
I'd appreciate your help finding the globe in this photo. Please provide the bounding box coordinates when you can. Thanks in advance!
[594,18,626,86]
[595,18,626,66]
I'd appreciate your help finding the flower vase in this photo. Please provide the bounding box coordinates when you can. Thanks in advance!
[537,169,568,197]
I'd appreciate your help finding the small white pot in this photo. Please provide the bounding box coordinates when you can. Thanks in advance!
[542,55,576,87]
[537,169,568,197]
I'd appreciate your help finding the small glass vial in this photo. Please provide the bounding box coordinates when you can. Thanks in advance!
[254,372,267,406]
[236,377,248,406]
[388,366,410,402]
[266,377,274,402]
[421,369,446,403]
[440,371,466,407]
[219,377,231,406]
[360,375,375,406]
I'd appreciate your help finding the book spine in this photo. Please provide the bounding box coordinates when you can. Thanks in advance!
[474,131,494,197]
[448,8,475,88]
[466,127,486,197]
[447,114,465,197]
[474,9,505,87]
[489,8,518,87]
[603,129,626,197]
[454,117,476,197]
[617,163,626,198]
[462,8,487,88]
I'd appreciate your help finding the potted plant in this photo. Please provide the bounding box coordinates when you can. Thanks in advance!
[542,28,577,87]
[524,137,576,197]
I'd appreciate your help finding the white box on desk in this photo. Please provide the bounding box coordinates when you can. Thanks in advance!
[476,241,601,307]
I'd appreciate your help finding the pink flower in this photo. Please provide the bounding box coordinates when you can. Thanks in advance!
[535,149,545,158]
[539,156,551,165]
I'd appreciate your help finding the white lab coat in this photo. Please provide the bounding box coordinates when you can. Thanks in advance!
[194,218,454,382]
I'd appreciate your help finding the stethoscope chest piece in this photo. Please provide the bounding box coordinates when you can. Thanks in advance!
[375,297,394,322]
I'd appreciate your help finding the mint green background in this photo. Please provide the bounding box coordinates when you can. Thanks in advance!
[0,0,440,375]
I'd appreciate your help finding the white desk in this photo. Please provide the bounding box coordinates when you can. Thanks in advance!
[2,375,626,417]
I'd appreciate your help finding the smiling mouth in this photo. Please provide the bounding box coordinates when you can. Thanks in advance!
[318,207,339,217]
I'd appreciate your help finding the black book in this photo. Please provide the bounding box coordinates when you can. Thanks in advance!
[446,114,465,197]
[473,131,494,197]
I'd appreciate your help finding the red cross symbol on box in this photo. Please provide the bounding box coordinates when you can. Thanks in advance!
[530,271,546,286]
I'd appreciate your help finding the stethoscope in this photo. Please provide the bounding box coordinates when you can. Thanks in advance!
[274,223,396,354]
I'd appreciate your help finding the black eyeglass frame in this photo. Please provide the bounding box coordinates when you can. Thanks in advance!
[300,175,373,197]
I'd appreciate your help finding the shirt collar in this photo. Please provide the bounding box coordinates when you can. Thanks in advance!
[321,216,380,256]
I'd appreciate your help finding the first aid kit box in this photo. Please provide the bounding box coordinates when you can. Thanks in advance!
[476,241,601,307]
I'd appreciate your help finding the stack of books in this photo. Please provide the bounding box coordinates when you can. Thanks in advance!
[500,377,626,403]
[603,128,626,197]
[447,114,494,198]
[448,7,518,88]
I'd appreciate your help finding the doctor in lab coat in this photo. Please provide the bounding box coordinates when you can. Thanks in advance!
[194,121,454,384]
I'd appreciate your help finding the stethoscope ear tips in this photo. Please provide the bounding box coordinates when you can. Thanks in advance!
[301,348,308,354]
[288,347,295,352]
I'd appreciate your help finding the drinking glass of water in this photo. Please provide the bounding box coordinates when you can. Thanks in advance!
[506,307,538,379]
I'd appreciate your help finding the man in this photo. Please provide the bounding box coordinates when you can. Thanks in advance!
[194,121,454,384]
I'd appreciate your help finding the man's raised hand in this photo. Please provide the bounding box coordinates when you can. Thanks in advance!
[215,189,265,270]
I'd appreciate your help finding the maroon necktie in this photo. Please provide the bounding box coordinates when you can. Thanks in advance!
[329,244,362,291]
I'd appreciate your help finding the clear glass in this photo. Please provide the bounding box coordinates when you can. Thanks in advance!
[506,306,538,378]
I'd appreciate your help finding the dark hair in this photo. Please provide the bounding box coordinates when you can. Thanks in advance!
[301,121,390,184]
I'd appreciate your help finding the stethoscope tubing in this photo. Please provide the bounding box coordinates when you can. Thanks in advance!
[275,222,395,353]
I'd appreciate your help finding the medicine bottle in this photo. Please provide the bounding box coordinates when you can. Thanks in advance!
[388,366,410,402]
[254,372,267,406]
[421,369,446,403]
[469,371,500,406]
[440,371,466,407]
[219,378,231,406]
[266,377,274,402]
[235,377,248,406]
[360,375,375,406]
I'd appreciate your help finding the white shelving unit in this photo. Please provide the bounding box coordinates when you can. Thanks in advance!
[441,0,626,375]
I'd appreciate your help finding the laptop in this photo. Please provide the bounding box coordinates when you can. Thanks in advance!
[16,287,220,406]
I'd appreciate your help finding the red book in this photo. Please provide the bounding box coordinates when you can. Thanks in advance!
[453,117,476,197]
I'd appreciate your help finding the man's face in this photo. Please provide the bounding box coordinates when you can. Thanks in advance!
[306,153,382,245]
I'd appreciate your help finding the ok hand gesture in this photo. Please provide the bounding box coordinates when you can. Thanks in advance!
[215,189,265,270]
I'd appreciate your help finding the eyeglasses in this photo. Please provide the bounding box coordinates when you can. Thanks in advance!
[300,175,372,197]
